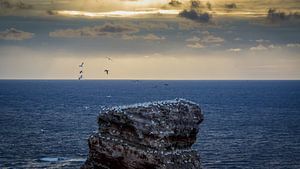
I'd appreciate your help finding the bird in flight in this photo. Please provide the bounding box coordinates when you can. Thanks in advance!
[104,69,109,75]
[106,57,112,61]
[79,62,84,67]
[80,70,83,74]
[78,74,83,80]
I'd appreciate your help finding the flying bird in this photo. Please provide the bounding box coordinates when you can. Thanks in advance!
[80,70,83,74]
[104,69,109,75]
[106,57,112,61]
[79,62,84,67]
[78,74,83,80]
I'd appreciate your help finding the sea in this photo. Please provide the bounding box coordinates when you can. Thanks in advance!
[0,80,299,169]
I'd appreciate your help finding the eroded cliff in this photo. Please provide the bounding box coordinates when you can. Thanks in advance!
[81,98,203,169]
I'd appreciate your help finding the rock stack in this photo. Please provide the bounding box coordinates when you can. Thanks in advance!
[81,98,204,169]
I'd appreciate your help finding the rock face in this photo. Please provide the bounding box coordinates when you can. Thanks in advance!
[81,98,203,169]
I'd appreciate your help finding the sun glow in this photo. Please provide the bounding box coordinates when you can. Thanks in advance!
[56,9,180,18]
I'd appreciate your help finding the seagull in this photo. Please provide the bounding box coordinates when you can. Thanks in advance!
[106,57,112,61]
[104,69,109,75]
[79,70,83,74]
[78,74,83,80]
[79,62,84,67]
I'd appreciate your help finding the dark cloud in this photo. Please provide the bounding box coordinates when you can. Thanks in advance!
[267,8,300,22]
[190,0,201,9]
[225,3,237,9]
[188,0,213,11]
[179,9,211,23]
[168,0,182,7]
[46,10,58,15]
[49,23,139,38]
[206,2,212,11]
[0,0,33,10]
[99,24,137,33]
[0,28,34,40]
[178,0,212,23]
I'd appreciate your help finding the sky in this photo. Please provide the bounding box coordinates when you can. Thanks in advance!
[0,0,300,80]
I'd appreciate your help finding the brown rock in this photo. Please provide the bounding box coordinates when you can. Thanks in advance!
[81,98,203,169]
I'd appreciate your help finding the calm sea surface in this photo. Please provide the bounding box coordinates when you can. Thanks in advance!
[0,80,299,168]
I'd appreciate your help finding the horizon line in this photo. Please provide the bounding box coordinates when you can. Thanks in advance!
[0,78,300,81]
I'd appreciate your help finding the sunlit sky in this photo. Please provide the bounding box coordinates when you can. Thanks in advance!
[0,0,300,79]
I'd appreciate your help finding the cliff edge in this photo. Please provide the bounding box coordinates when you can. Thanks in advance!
[81,98,203,169]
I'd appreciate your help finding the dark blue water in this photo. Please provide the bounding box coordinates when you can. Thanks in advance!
[0,80,299,169]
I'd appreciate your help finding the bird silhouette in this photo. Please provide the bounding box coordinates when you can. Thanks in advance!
[106,57,112,61]
[79,62,84,67]
[104,69,109,75]
[80,70,83,74]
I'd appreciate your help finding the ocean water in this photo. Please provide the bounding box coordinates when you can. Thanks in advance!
[0,80,299,169]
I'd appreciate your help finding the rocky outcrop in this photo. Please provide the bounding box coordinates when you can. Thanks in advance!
[81,98,203,169]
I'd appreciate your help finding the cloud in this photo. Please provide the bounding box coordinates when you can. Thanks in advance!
[201,35,224,43]
[168,0,182,7]
[227,48,242,52]
[267,8,300,22]
[190,0,202,9]
[187,0,212,10]
[186,42,204,48]
[0,0,33,10]
[49,23,139,38]
[122,33,165,41]
[179,9,211,22]
[186,31,224,44]
[224,3,237,9]
[143,34,165,40]
[256,39,270,43]
[135,22,172,30]
[202,31,210,35]
[185,36,200,42]
[178,0,212,23]
[286,43,300,48]
[185,31,224,49]
[268,44,281,49]
[177,21,202,30]
[46,10,58,15]
[250,44,281,51]
[250,44,268,51]
[0,28,34,40]
[206,2,212,11]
